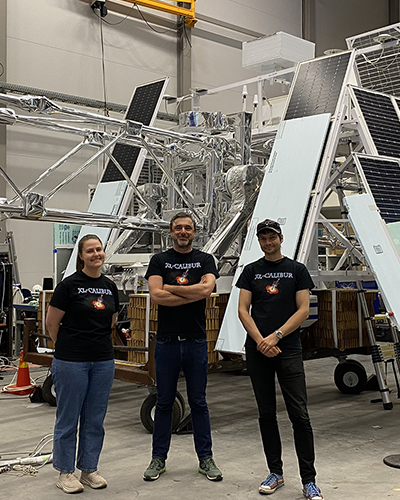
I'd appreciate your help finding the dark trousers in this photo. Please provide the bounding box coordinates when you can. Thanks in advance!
[245,343,316,484]
[152,337,212,461]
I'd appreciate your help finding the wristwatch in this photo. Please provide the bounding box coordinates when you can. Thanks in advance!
[275,330,283,340]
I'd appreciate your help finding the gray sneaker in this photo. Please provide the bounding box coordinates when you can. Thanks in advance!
[80,470,107,489]
[56,472,84,493]
[198,457,223,481]
[143,458,166,481]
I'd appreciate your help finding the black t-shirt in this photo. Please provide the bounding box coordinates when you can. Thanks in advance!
[236,256,314,351]
[50,271,119,361]
[145,248,219,338]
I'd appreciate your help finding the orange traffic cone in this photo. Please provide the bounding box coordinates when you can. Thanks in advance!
[1,350,35,396]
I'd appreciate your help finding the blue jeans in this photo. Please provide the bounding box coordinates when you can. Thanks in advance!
[245,343,316,484]
[51,358,115,473]
[153,337,212,461]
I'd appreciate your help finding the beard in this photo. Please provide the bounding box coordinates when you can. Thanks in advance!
[175,238,191,248]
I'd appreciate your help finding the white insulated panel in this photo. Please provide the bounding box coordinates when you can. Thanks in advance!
[345,193,400,329]
[64,181,127,277]
[216,113,332,354]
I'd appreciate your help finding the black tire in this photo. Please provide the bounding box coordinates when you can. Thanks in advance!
[334,359,367,394]
[140,393,183,433]
[42,374,57,406]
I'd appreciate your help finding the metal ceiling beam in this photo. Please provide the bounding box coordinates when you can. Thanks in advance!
[0,82,177,122]
[79,0,177,29]
[119,0,196,26]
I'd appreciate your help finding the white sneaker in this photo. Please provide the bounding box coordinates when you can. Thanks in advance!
[56,472,84,493]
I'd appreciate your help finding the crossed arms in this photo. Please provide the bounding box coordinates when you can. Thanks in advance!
[148,273,216,306]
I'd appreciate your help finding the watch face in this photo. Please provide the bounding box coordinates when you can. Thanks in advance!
[276,330,283,339]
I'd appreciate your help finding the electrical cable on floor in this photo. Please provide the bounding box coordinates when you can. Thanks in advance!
[0,434,53,475]
[30,434,54,457]
[0,435,53,460]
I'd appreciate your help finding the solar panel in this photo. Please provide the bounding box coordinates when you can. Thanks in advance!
[102,79,167,183]
[356,155,400,224]
[352,87,400,159]
[346,24,400,97]
[354,46,400,97]
[64,78,168,277]
[284,52,351,120]
[346,23,400,50]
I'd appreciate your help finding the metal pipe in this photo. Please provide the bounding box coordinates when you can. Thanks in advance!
[9,140,88,204]
[0,82,177,121]
[0,93,203,143]
[104,150,160,220]
[43,133,122,202]
[139,137,203,220]
[0,163,24,199]
[0,202,169,230]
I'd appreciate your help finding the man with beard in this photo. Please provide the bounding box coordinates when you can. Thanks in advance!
[143,212,223,482]
[237,219,323,500]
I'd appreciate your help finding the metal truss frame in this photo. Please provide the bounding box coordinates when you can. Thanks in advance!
[0,92,207,231]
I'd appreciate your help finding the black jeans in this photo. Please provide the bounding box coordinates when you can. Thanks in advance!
[245,342,316,484]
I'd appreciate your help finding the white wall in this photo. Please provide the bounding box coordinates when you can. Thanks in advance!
[313,0,389,56]
[4,0,302,288]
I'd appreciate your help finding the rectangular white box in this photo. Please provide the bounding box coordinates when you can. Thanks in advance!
[242,31,315,71]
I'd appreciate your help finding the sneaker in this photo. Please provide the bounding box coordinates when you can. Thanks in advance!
[56,472,84,493]
[143,458,166,481]
[303,482,323,500]
[198,457,223,481]
[80,470,107,489]
[259,473,284,495]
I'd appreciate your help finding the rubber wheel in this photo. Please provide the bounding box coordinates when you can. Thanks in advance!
[334,359,367,394]
[42,374,57,406]
[140,393,183,433]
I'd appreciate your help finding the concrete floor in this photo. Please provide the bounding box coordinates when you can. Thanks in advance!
[1,354,400,499]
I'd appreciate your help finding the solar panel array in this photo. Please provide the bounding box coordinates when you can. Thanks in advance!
[352,87,400,159]
[346,24,400,98]
[101,79,166,183]
[346,24,400,49]
[357,155,400,224]
[354,46,400,97]
[284,52,351,120]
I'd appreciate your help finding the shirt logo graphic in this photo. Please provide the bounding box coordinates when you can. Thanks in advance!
[266,279,280,295]
[176,269,189,285]
[92,295,105,309]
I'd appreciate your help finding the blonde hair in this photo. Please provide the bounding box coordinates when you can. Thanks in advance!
[76,234,103,272]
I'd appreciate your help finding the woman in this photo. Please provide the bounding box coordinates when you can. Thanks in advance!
[46,234,119,494]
